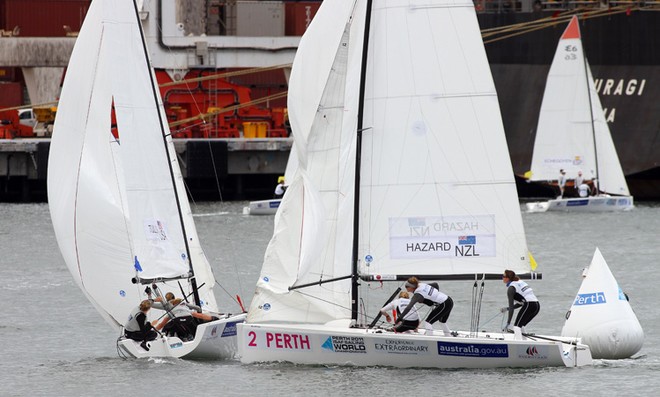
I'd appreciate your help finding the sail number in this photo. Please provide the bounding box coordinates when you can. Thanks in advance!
[564,45,578,61]
[248,331,257,346]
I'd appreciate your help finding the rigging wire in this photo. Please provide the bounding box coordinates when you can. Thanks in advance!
[482,5,650,44]
[213,275,244,311]
[293,284,438,328]
[479,310,505,329]
[159,64,293,88]
[470,278,477,335]
[145,0,236,300]
[207,141,224,202]
[169,91,288,128]
[469,275,486,336]
[475,276,486,333]
[116,328,129,359]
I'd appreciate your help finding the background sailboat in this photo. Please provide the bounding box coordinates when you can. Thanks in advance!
[47,0,245,359]
[238,0,591,368]
[243,141,298,215]
[526,16,633,212]
[562,248,644,359]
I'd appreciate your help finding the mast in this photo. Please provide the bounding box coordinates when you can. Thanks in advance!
[131,0,201,306]
[350,0,374,323]
[580,28,600,194]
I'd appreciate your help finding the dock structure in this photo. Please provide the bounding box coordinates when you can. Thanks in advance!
[0,138,292,202]
[1,4,659,200]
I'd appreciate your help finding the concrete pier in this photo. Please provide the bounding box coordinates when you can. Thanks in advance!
[0,137,292,202]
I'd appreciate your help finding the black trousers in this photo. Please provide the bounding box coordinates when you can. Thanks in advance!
[514,301,540,327]
[163,316,198,339]
[393,319,420,333]
[125,329,158,342]
[426,297,454,324]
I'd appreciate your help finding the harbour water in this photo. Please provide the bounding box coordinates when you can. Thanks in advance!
[1,201,658,396]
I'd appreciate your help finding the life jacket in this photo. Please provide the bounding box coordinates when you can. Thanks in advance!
[395,298,420,321]
[171,303,193,318]
[508,280,538,302]
[414,282,448,305]
[124,306,145,332]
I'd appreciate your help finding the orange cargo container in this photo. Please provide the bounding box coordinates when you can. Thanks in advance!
[0,82,22,107]
[284,1,321,36]
[2,0,89,37]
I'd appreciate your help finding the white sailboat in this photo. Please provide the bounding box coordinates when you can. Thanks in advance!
[244,196,282,216]
[562,248,643,359]
[238,0,591,368]
[243,142,298,215]
[525,16,633,212]
[47,0,245,359]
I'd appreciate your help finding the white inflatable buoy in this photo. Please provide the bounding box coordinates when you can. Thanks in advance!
[561,247,644,359]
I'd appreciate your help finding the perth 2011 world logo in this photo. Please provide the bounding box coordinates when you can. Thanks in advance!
[321,336,366,354]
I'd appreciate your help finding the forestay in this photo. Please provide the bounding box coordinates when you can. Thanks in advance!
[48,0,217,331]
[528,16,629,196]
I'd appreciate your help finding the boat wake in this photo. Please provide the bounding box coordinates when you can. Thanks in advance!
[192,211,230,217]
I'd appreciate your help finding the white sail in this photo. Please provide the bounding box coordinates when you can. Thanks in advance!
[108,1,217,309]
[48,0,217,331]
[358,0,529,278]
[248,0,532,325]
[286,0,356,168]
[561,248,643,359]
[239,0,592,370]
[282,141,299,185]
[247,2,357,325]
[529,16,629,196]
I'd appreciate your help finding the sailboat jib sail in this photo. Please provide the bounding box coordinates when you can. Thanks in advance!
[239,0,587,369]
[245,1,359,217]
[48,0,134,328]
[48,0,243,359]
[246,4,356,326]
[528,16,630,198]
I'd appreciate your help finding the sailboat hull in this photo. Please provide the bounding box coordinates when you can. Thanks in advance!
[118,313,246,360]
[526,196,634,213]
[238,323,591,369]
[244,199,282,215]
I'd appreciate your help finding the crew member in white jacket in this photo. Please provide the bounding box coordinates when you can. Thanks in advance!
[380,291,420,333]
[398,276,454,336]
[501,269,540,340]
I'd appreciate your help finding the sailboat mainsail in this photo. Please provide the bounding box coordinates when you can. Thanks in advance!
[48,0,244,359]
[240,0,589,369]
[248,0,532,325]
[529,16,630,197]
[355,1,530,280]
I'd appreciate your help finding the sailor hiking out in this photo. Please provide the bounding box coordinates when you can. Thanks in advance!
[124,300,158,350]
[154,298,216,341]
